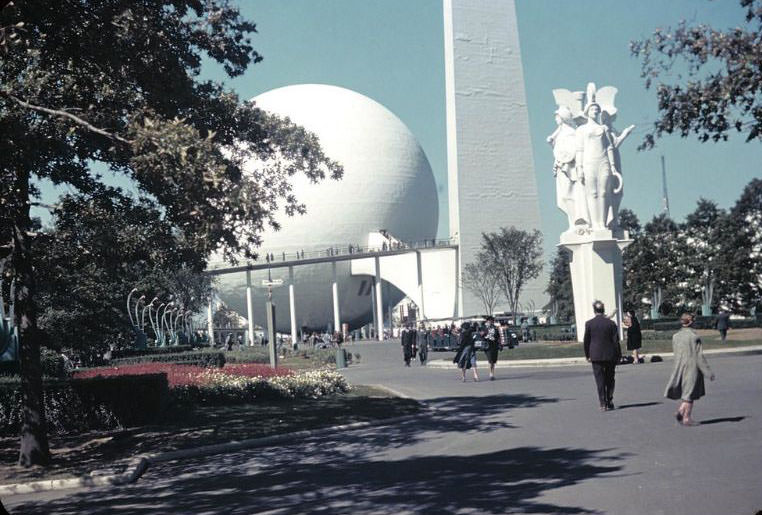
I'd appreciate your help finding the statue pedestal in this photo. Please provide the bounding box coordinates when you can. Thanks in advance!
[560,229,632,343]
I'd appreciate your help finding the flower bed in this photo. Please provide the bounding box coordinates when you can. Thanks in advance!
[73,363,348,406]
[173,368,350,405]
[74,362,291,388]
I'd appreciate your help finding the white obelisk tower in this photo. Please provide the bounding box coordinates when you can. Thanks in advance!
[444,0,543,318]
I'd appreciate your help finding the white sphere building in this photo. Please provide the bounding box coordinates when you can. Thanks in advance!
[214,84,439,332]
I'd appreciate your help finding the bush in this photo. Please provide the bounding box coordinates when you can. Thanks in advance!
[110,350,225,368]
[0,347,69,378]
[41,347,68,378]
[0,373,168,435]
[0,361,19,376]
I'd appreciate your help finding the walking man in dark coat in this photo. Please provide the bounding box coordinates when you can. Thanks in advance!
[583,300,621,411]
[715,310,731,342]
[401,324,416,367]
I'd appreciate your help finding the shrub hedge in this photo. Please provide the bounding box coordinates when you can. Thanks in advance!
[652,315,762,332]
[0,347,69,378]
[110,345,194,360]
[110,350,225,368]
[0,373,169,436]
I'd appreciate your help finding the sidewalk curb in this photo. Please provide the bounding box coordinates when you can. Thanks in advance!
[0,408,425,498]
[425,345,762,369]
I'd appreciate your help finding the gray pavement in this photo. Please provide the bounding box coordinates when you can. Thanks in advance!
[4,341,762,514]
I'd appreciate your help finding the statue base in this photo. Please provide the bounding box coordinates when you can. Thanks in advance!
[560,228,632,343]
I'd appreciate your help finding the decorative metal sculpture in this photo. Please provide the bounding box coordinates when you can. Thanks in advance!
[128,289,201,348]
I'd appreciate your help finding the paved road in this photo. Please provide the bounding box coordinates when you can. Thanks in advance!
[5,341,762,514]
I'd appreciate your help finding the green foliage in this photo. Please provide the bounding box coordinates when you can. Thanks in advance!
[0,373,168,435]
[672,199,727,309]
[1,0,342,463]
[631,0,762,148]
[34,190,212,364]
[545,248,574,322]
[110,350,225,368]
[481,227,543,321]
[714,178,762,313]
[622,213,680,313]
[39,347,67,378]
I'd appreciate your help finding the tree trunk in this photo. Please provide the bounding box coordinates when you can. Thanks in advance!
[13,168,49,466]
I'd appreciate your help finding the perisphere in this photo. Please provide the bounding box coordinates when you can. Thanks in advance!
[215,84,438,333]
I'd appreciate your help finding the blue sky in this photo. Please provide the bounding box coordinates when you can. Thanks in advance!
[208,0,760,262]
[38,0,762,264]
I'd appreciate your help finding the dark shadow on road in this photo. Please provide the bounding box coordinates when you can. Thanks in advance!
[7,393,627,514]
[616,402,663,410]
[9,446,623,514]
[700,416,746,425]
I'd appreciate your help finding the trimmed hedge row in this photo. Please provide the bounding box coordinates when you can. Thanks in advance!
[110,345,194,360]
[0,373,169,435]
[652,316,762,332]
[110,351,225,368]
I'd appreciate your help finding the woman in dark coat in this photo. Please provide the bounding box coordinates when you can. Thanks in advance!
[453,322,479,382]
[624,311,643,363]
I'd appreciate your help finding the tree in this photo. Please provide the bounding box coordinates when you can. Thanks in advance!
[545,247,574,323]
[0,1,341,466]
[618,208,642,236]
[630,0,762,149]
[623,214,680,317]
[714,178,762,313]
[34,188,212,364]
[481,228,543,324]
[673,199,726,312]
[461,253,502,316]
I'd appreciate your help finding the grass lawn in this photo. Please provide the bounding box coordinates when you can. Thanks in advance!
[0,385,420,486]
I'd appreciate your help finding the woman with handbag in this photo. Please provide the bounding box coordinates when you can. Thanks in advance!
[453,322,479,382]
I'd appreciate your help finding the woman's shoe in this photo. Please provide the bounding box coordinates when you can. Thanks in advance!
[674,412,683,423]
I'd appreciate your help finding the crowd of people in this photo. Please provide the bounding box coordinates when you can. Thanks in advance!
[399,316,516,381]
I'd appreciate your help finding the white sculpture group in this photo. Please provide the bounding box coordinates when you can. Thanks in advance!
[547,83,634,233]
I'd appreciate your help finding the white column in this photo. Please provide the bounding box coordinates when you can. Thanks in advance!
[289,266,297,346]
[374,255,384,341]
[332,261,340,334]
[561,230,632,342]
[246,270,255,346]
[207,298,215,346]
[416,250,426,319]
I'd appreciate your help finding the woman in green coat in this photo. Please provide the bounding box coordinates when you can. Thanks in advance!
[664,313,715,426]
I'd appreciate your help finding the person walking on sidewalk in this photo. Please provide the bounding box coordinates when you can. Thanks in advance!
[583,300,621,411]
[715,309,731,343]
[482,316,501,380]
[417,323,429,365]
[665,312,715,426]
[401,324,416,367]
[453,322,479,382]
